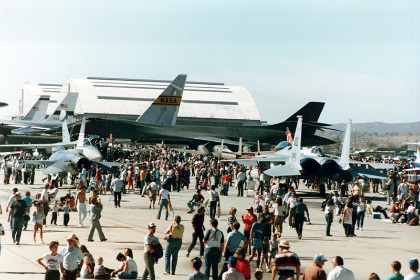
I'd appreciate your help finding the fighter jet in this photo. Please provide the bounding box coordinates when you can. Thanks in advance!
[22,116,103,175]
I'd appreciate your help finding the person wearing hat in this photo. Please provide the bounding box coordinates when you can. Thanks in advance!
[7,191,27,245]
[405,258,420,280]
[327,256,354,280]
[302,253,327,280]
[59,234,84,280]
[187,257,208,280]
[221,256,245,280]
[271,240,301,280]
[142,222,160,280]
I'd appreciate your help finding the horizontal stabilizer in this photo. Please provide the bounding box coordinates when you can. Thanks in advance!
[264,164,301,177]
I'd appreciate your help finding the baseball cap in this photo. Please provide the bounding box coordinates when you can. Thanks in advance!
[409,258,419,268]
[226,256,237,267]
[246,206,253,210]
[314,253,327,263]
[148,222,156,228]
[14,192,21,197]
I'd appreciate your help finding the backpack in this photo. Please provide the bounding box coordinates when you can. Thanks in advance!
[152,242,163,262]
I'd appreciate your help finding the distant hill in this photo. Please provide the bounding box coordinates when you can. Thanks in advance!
[328,121,420,134]
[317,121,420,150]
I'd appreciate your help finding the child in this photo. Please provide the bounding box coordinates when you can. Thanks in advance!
[254,191,261,206]
[260,236,270,272]
[269,233,279,268]
[33,203,44,244]
[80,255,94,278]
[105,174,112,194]
[94,256,110,279]
[36,241,63,280]
[63,201,70,227]
[50,201,60,225]
[254,270,263,280]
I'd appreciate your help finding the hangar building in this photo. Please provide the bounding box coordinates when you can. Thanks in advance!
[17,76,264,127]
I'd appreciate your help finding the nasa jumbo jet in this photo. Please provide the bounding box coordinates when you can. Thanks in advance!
[84,74,335,147]
[0,92,78,135]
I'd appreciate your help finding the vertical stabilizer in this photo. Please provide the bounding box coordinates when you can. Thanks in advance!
[22,95,50,121]
[136,74,187,125]
[339,119,352,170]
[60,111,71,144]
[289,116,302,169]
[238,137,243,156]
[45,92,78,122]
[76,116,86,149]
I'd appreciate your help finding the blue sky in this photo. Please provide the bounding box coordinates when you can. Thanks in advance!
[0,1,418,124]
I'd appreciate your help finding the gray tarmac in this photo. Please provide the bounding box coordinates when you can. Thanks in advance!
[0,171,419,280]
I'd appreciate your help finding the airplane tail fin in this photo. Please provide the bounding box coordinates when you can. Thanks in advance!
[76,116,87,149]
[288,115,303,169]
[60,111,71,144]
[45,92,78,122]
[285,102,325,123]
[136,74,187,125]
[22,95,50,121]
[339,119,352,170]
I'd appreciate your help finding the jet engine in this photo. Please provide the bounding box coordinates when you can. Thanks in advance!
[70,155,91,171]
[300,157,323,176]
[316,158,341,178]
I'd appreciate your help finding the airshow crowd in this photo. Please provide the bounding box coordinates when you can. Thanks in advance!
[0,144,419,280]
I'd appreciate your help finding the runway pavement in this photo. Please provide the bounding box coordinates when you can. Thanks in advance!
[0,171,418,279]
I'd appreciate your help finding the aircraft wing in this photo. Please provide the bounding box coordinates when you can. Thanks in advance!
[0,151,23,156]
[348,166,388,179]
[402,167,420,172]
[347,159,395,170]
[24,159,55,166]
[94,161,121,175]
[263,164,301,177]
[176,148,207,155]
[192,136,239,146]
[0,142,76,149]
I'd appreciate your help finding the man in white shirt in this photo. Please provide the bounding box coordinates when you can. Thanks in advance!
[405,258,420,280]
[327,256,354,280]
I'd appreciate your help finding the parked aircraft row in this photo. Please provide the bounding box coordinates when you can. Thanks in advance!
[0,74,335,148]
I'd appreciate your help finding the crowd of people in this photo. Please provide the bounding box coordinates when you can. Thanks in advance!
[0,144,419,280]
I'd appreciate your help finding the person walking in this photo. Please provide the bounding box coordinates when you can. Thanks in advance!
[7,192,27,245]
[242,206,257,254]
[294,197,310,239]
[142,222,160,280]
[302,253,327,280]
[75,186,87,227]
[325,199,334,237]
[220,222,247,278]
[326,256,354,280]
[59,234,84,280]
[164,215,185,275]
[187,206,206,258]
[87,197,107,242]
[157,184,170,220]
[236,169,246,197]
[208,185,220,220]
[203,219,224,280]
[110,175,123,208]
